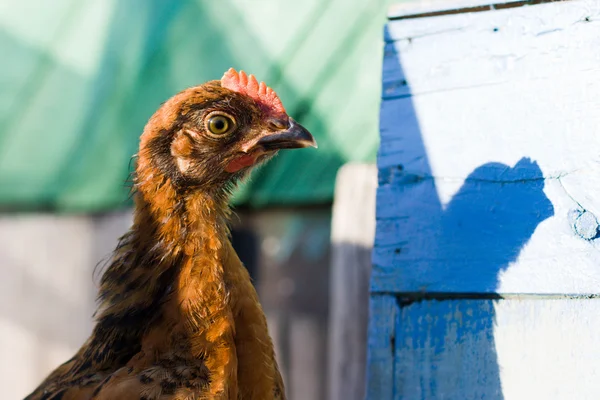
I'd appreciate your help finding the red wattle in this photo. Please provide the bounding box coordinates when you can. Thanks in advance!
[225,154,257,173]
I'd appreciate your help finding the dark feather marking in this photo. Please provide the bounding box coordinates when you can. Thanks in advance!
[91,384,103,397]
[160,379,177,395]
[40,389,66,400]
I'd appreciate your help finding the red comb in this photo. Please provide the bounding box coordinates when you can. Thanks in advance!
[221,68,286,116]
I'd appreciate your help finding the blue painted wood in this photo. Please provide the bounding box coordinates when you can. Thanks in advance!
[367,1,600,398]
[373,163,553,293]
[388,297,600,399]
[373,22,557,294]
[365,294,396,400]
[393,300,502,400]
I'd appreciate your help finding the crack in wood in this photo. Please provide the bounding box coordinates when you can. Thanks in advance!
[389,0,572,21]
[385,293,600,304]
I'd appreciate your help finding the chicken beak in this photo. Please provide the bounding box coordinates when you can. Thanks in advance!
[256,118,317,151]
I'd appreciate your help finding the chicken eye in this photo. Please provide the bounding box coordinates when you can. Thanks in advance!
[206,114,234,136]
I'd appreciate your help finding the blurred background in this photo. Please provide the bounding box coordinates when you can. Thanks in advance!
[0,0,390,398]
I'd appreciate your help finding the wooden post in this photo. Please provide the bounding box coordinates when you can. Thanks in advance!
[328,163,378,400]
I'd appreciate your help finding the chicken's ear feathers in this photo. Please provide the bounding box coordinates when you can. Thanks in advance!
[221,68,286,116]
[171,130,198,173]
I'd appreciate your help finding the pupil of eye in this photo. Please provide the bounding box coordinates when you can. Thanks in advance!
[208,116,231,134]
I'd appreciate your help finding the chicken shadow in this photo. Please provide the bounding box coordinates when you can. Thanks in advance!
[395,159,554,400]
[378,27,554,399]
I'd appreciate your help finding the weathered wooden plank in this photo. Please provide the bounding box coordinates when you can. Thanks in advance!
[328,163,378,400]
[374,0,600,294]
[387,0,534,20]
[365,294,397,400]
[393,298,600,399]
[289,316,321,400]
[239,209,332,400]
[371,177,600,293]
[386,0,600,97]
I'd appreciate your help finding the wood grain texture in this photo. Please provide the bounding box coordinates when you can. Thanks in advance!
[375,0,600,294]
[328,164,377,400]
[394,298,600,400]
[365,294,396,400]
[368,1,600,398]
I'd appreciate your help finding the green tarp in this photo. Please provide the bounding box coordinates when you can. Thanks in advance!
[0,0,389,211]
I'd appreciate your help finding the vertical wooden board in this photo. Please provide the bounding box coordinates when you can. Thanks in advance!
[365,294,397,400]
[245,208,332,400]
[329,164,377,400]
[394,299,502,399]
[394,298,600,400]
[289,316,322,400]
[373,0,600,294]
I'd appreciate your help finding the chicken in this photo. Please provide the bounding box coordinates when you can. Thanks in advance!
[25,68,316,400]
